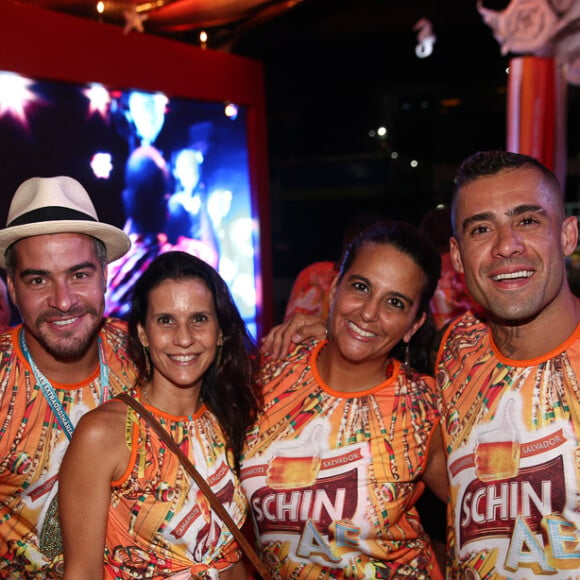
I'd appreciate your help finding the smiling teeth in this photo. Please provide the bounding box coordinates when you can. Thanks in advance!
[170,354,196,362]
[52,318,77,326]
[493,270,533,281]
[348,321,375,337]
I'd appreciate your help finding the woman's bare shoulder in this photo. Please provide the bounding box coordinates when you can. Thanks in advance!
[73,399,129,446]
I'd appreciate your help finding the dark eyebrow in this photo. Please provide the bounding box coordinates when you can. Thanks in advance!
[19,268,50,279]
[67,262,98,274]
[20,262,97,279]
[461,212,494,234]
[345,274,414,306]
[507,204,545,217]
[460,204,546,234]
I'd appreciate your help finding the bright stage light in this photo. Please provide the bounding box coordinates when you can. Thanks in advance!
[0,72,36,126]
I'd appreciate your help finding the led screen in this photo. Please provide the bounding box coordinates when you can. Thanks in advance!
[0,71,260,337]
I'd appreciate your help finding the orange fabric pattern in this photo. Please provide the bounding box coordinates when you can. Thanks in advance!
[0,319,136,578]
[104,393,246,579]
[429,253,478,330]
[437,312,580,579]
[284,262,336,321]
[241,339,443,579]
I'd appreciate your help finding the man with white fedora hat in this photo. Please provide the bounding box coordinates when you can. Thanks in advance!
[0,176,138,576]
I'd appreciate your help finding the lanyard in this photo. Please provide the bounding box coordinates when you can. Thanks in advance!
[18,328,110,440]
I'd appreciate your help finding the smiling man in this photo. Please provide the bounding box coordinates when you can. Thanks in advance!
[438,151,580,579]
[0,176,137,577]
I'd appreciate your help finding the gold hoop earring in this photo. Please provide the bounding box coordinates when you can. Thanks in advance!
[143,345,152,379]
[215,342,223,367]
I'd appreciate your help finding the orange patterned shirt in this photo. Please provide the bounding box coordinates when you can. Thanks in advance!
[284,262,336,321]
[429,253,479,330]
[241,339,443,579]
[0,320,136,578]
[437,312,580,579]
[105,393,246,579]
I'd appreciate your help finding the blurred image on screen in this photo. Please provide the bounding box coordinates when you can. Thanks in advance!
[0,72,260,337]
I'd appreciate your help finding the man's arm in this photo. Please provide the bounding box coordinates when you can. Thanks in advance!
[260,314,327,359]
[422,423,449,503]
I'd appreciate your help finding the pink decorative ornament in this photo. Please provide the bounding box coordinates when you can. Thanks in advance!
[477,0,580,85]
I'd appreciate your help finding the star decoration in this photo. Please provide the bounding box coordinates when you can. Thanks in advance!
[123,5,148,34]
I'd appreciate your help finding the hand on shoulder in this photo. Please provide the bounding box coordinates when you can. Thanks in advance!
[260,314,327,360]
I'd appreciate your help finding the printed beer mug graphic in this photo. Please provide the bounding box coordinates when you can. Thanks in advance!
[474,395,520,482]
[266,423,325,489]
[447,387,580,578]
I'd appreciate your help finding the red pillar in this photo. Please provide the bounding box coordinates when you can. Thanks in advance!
[507,55,567,186]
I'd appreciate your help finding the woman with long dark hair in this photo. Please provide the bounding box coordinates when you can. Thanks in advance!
[60,251,259,579]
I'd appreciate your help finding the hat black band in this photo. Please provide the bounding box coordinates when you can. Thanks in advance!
[8,206,97,228]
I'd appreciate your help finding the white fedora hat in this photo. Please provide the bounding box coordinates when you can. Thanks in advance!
[0,176,130,268]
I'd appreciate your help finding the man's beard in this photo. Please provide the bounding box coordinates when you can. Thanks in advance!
[33,307,102,361]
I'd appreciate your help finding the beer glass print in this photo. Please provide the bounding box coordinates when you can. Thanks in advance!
[266,424,323,490]
[475,396,520,482]
[464,566,482,580]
